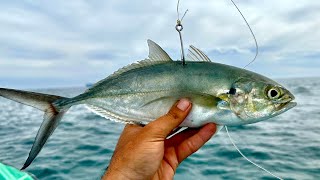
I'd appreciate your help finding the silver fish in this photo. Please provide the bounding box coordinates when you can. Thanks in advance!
[0,40,296,169]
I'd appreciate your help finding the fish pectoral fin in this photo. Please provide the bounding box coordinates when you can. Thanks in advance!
[141,92,221,110]
[216,93,231,110]
[217,100,231,110]
[141,96,176,108]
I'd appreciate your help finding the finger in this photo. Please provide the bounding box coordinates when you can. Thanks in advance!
[145,98,192,138]
[176,123,216,163]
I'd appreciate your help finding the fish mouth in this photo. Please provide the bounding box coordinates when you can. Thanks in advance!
[278,101,297,111]
[273,99,297,115]
[274,91,296,110]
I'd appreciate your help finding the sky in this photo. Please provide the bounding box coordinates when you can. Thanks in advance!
[0,0,319,89]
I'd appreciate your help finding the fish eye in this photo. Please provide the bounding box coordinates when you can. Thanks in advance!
[267,88,280,99]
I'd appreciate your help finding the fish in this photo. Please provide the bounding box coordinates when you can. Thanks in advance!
[0,40,296,170]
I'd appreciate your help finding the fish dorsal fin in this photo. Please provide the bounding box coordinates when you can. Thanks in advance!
[187,45,211,62]
[147,39,172,61]
[85,40,172,92]
[108,39,172,79]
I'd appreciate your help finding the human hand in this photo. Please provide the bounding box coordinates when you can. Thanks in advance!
[102,99,216,180]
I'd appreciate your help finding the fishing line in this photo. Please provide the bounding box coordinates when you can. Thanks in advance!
[229,0,259,69]
[177,0,188,22]
[225,126,283,180]
[176,0,188,65]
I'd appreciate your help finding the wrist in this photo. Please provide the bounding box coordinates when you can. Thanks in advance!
[103,166,143,180]
[103,168,130,180]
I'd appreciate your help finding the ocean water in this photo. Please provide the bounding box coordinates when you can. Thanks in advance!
[0,77,319,180]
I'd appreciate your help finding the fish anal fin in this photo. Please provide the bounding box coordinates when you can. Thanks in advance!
[85,105,135,124]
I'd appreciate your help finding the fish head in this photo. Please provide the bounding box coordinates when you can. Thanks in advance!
[227,78,296,124]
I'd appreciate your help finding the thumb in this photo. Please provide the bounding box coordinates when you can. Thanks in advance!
[146,98,192,138]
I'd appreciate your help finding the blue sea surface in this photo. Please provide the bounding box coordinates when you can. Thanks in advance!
[0,77,319,179]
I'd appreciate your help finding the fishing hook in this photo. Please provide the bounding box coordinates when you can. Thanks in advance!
[176,0,188,66]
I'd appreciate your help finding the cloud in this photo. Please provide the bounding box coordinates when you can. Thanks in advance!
[0,0,319,88]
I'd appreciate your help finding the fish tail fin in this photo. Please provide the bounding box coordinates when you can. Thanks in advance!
[0,88,70,170]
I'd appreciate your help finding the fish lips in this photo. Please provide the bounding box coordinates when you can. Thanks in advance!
[272,100,297,116]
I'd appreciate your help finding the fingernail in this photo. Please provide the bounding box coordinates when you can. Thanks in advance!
[177,99,190,111]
